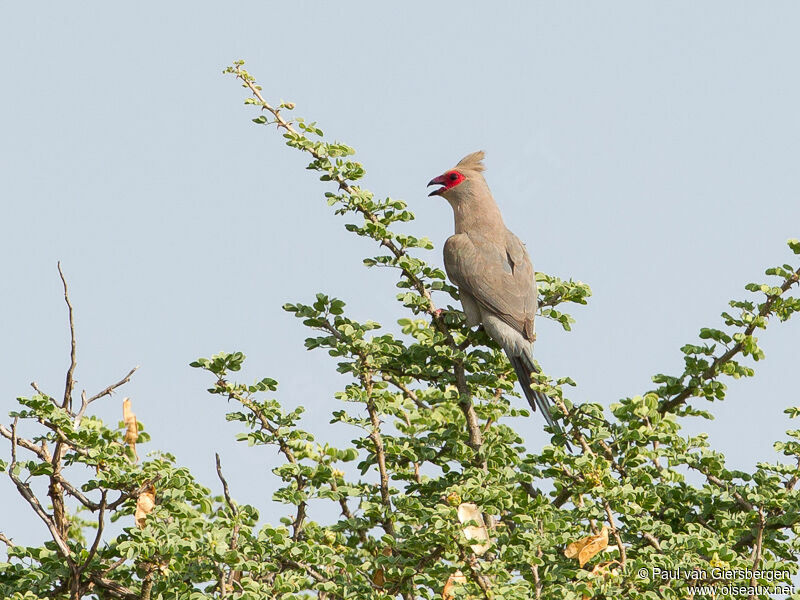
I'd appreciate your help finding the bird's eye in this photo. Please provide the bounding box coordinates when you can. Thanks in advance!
[449,173,459,181]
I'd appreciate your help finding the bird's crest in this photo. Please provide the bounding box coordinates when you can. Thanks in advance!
[456,150,486,173]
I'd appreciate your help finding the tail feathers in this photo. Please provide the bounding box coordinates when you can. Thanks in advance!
[508,353,563,435]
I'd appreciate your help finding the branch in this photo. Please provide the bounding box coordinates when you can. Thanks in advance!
[30,381,53,401]
[459,549,491,599]
[280,558,345,598]
[552,487,571,508]
[733,518,787,551]
[749,508,765,600]
[140,564,155,600]
[785,456,800,490]
[0,423,49,461]
[604,501,627,567]
[77,490,107,575]
[689,464,755,512]
[58,262,77,411]
[455,361,484,463]
[7,418,74,565]
[660,265,800,414]
[365,375,396,537]
[382,374,429,410]
[215,453,238,518]
[88,573,139,600]
[641,532,662,552]
[329,477,368,545]
[228,64,458,336]
[77,366,139,424]
[106,476,162,511]
[58,473,101,510]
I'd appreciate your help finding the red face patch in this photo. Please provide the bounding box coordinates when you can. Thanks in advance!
[443,170,465,189]
[427,170,465,196]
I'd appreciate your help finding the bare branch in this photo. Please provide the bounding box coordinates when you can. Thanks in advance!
[215,453,238,517]
[0,423,49,461]
[58,474,100,510]
[57,262,77,411]
[83,366,139,407]
[30,381,53,402]
[215,453,241,597]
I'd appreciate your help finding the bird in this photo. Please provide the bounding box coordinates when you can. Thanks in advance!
[427,150,563,436]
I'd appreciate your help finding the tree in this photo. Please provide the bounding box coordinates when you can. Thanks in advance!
[2,60,800,599]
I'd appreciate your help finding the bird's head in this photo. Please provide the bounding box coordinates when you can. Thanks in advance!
[427,151,486,200]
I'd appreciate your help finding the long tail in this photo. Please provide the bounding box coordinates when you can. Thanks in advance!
[508,351,563,436]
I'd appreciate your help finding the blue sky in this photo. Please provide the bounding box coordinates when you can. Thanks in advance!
[2,2,799,546]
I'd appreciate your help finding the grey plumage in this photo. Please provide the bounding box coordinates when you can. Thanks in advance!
[428,151,563,436]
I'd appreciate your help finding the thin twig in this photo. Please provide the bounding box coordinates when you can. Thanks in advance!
[691,465,754,512]
[641,532,662,552]
[58,262,77,412]
[30,381,52,400]
[383,374,429,410]
[215,453,238,517]
[460,550,491,599]
[455,362,484,459]
[365,376,396,536]
[83,366,139,406]
[785,456,800,490]
[78,490,107,574]
[603,501,627,567]
[330,477,368,545]
[106,476,162,511]
[280,558,345,596]
[0,423,49,461]
[223,388,308,540]
[232,66,445,324]
[660,266,800,414]
[748,508,765,600]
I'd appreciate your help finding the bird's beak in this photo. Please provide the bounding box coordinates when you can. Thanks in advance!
[427,174,447,196]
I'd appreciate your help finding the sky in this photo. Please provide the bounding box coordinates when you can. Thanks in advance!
[2,2,799,549]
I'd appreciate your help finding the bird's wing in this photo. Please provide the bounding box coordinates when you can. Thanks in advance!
[444,230,538,341]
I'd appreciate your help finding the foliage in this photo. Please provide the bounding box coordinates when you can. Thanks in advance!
[1,60,800,599]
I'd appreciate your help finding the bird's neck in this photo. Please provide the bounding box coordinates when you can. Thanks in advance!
[448,192,506,236]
